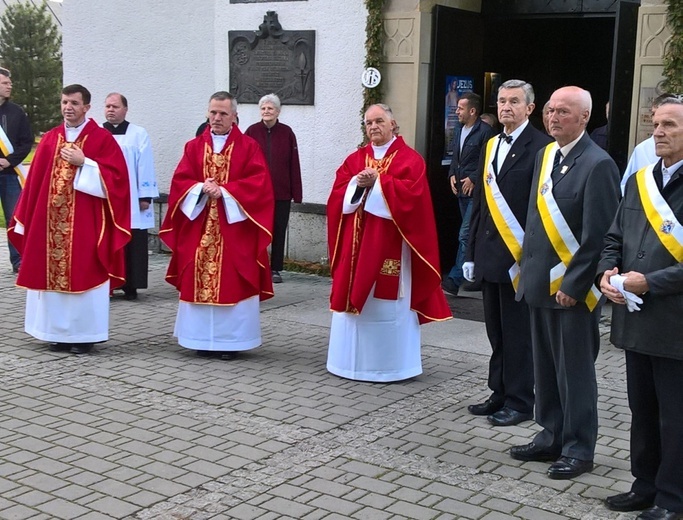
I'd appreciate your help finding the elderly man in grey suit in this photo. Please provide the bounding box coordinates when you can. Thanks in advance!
[599,97,683,520]
[510,86,620,479]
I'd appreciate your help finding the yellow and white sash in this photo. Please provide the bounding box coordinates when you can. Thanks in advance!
[482,137,525,290]
[636,164,683,262]
[536,143,601,311]
[0,125,28,187]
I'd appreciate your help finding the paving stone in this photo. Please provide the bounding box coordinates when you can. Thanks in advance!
[0,243,637,520]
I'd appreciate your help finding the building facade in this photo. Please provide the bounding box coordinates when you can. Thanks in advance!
[58,0,671,265]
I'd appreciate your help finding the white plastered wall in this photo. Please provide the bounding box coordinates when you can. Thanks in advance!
[62,0,367,205]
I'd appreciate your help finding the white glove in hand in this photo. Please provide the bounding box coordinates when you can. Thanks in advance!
[610,274,643,312]
[462,261,475,283]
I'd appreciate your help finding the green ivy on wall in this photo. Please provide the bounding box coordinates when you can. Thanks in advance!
[664,0,683,93]
[361,0,386,142]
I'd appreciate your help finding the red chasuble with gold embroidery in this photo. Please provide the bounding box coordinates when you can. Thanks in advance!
[9,119,131,292]
[160,125,274,305]
[327,137,451,324]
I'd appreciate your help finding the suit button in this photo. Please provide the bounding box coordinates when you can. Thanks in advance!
[637,251,645,259]
[485,230,490,235]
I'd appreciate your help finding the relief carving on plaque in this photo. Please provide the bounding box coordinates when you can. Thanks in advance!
[229,11,315,105]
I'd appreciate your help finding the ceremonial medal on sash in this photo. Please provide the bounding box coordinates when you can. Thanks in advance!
[536,143,601,311]
[636,165,683,262]
[482,136,525,290]
[661,220,675,234]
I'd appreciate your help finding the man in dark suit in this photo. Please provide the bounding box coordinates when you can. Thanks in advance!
[511,86,620,479]
[599,98,683,520]
[442,92,494,296]
[463,79,552,426]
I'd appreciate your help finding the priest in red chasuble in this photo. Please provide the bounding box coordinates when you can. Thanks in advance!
[160,91,274,358]
[326,103,452,382]
[9,84,131,355]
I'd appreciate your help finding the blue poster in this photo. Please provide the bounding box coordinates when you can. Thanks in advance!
[444,75,474,164]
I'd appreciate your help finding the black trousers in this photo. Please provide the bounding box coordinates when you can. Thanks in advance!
[271,200,291,272]
[121,229,149,291]
[626,350,683,512]
[481,280,534,413]
[529,306,600,460]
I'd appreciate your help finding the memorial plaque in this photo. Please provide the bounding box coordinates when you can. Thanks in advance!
[229,11,315,105]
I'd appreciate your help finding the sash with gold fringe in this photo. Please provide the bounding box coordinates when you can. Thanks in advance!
[536,143,601,311]
[0,125,28,187]
[636,164,683,262]
[482,136,525,290]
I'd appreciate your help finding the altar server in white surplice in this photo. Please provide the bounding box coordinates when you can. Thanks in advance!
[103,93,159,300]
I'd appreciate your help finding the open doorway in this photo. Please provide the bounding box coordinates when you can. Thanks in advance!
[427,3,638,274]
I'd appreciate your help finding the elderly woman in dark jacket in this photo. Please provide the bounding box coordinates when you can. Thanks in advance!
[245,94,302,283]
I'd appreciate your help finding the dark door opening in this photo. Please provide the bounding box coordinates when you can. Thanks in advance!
[426,3,637,275]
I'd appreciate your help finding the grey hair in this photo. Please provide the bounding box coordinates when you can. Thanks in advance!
[366,103,395,121]
[365,103,399,134]
[0,67,10,78]
[656,95,683,108]
[498,79,535,105]
[258,93,281,110]
[210,91,238,113]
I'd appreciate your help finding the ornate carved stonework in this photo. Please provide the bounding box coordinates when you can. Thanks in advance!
[640,12,670,58]
[384,17,416,61]
[229,11,315,105]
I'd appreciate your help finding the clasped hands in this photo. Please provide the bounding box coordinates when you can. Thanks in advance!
[356,168,378,188]
[600,267,648,312]
[60,144,85,167]
[202,178,222,199]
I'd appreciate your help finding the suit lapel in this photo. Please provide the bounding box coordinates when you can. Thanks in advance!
[453,125,462,162]
[497,125,530,182]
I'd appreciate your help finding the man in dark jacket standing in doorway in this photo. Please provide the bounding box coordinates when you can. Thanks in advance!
[442,92,494,296]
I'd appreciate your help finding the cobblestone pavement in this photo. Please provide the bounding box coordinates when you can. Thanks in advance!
[0,230,637,520]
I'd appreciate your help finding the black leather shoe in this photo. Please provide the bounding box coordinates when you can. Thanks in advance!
[510,442,560,462]
[487,407,533,426]
[220,352,238,360]
[547,456,593,479]
[441,278,459,296]
[71,343,93,355]
[196,350,214,358]
[49,343,72,352]
[637,506,683,520]
[468,398,503,416]
[123,289,138,300]
[605,492,654,512]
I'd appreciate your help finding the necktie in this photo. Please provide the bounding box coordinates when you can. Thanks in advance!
[553,149,563,171]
